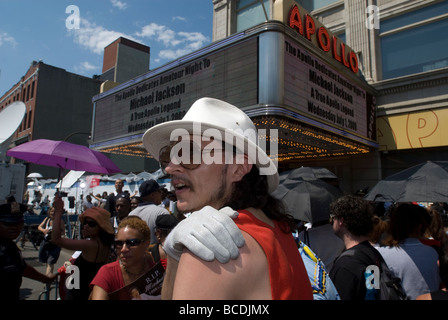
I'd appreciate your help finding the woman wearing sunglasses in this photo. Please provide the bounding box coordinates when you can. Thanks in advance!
[51,196,115,300]
[90,216,156,300]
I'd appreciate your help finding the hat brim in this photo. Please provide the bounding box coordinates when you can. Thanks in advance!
[0,216,24,224]
[80,209,114,235]
[142,120,279,193]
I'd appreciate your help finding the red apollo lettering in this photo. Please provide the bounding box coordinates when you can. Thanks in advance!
[332,35,342,62]
[349,51,359,73]
[288,4,359,74]
[340,42,350,68]
[305,14,315,41]
[288,5,303,35]
[318,27,331,52]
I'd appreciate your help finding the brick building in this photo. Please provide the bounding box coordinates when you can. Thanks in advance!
[0,61,102,177]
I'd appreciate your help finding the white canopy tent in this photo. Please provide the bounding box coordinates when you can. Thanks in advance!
[26,169,169,214]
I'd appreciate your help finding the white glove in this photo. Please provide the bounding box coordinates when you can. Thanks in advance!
[163,206,245,263]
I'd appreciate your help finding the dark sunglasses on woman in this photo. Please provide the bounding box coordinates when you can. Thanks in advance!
[114,238,143,249]
[82,219,98,228]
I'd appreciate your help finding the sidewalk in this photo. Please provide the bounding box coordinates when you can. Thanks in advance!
[19,241,73,300]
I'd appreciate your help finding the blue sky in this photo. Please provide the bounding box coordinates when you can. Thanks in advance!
[0,0,213,95]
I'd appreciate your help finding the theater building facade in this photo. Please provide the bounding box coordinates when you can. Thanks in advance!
[91,0,448,193]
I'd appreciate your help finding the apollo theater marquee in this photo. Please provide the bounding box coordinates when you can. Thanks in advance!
[90,0,377,168]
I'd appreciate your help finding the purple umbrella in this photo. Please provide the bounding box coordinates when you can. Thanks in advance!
[7,139,121,175]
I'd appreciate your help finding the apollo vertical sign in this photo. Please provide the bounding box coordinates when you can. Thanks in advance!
[287,4,359,74]
[276,1,376,141]
[284,37,376,140]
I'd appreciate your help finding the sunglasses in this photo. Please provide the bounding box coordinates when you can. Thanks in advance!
[329,214,338,224]
[159,140,224,171]
[82,220,98,228]
[114,238,144,249]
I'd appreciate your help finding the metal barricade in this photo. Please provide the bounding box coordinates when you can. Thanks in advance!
[38,274,59,300]
[63,214,80,239]
[17,216,46,249]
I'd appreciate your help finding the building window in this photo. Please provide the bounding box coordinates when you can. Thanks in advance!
[27,110,32,129]
[380,1,448,80]
[337,33,346,44]
[236,0,271,33]
[30,81,35,99]
[22,112,27,132]
[26,84,30,101]
[299,0,341,12]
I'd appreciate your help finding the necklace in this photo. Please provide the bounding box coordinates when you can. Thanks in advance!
[119,260,146,278]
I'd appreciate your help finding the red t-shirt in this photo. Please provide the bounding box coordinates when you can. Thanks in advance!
[90,259,156,295]
[90,260,124,294]
[235,209,313,300]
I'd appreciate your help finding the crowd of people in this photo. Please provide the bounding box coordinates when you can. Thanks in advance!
[1,177,179,300]
[1,97,448,301]
[323,195,447,300]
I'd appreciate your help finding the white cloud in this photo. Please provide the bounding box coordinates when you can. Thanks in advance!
[179,32,208,51]
[172,16,186,22]
[136,23,209,61]
[68,19,210,65]
[159,49,187,60]
[110,0,127,10]
[75,61,98,73]
[0,32,17,48]
[69,19,140,55]
[136,23,180,46]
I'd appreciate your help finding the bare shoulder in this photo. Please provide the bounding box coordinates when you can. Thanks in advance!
[416,293,432,300]
[172,231,271,300]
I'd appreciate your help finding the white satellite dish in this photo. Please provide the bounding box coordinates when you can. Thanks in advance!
[0,102,26,161]
[0,102,26,144]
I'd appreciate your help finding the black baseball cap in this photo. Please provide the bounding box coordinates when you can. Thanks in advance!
[139,179,163,198]
[0,202,27,223]
[156,214,178,230]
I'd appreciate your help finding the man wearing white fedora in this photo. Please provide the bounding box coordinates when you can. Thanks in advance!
[142,97,312,300]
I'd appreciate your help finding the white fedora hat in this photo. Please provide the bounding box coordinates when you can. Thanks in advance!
[142,97,279,193]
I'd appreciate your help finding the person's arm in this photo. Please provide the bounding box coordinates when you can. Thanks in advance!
[23,264,57,283]
[60,219,66,236]
[161,255,178,300]
[171,251,236,299]
[170,231,270,300]
[37,217,48,234]
[90,285,110,300]
[89,193,101,202]
[416,293,432,300]
[51,196,97,252]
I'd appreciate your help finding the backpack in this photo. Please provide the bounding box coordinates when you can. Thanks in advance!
[375,252,409,300]
[339,244,408,300]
